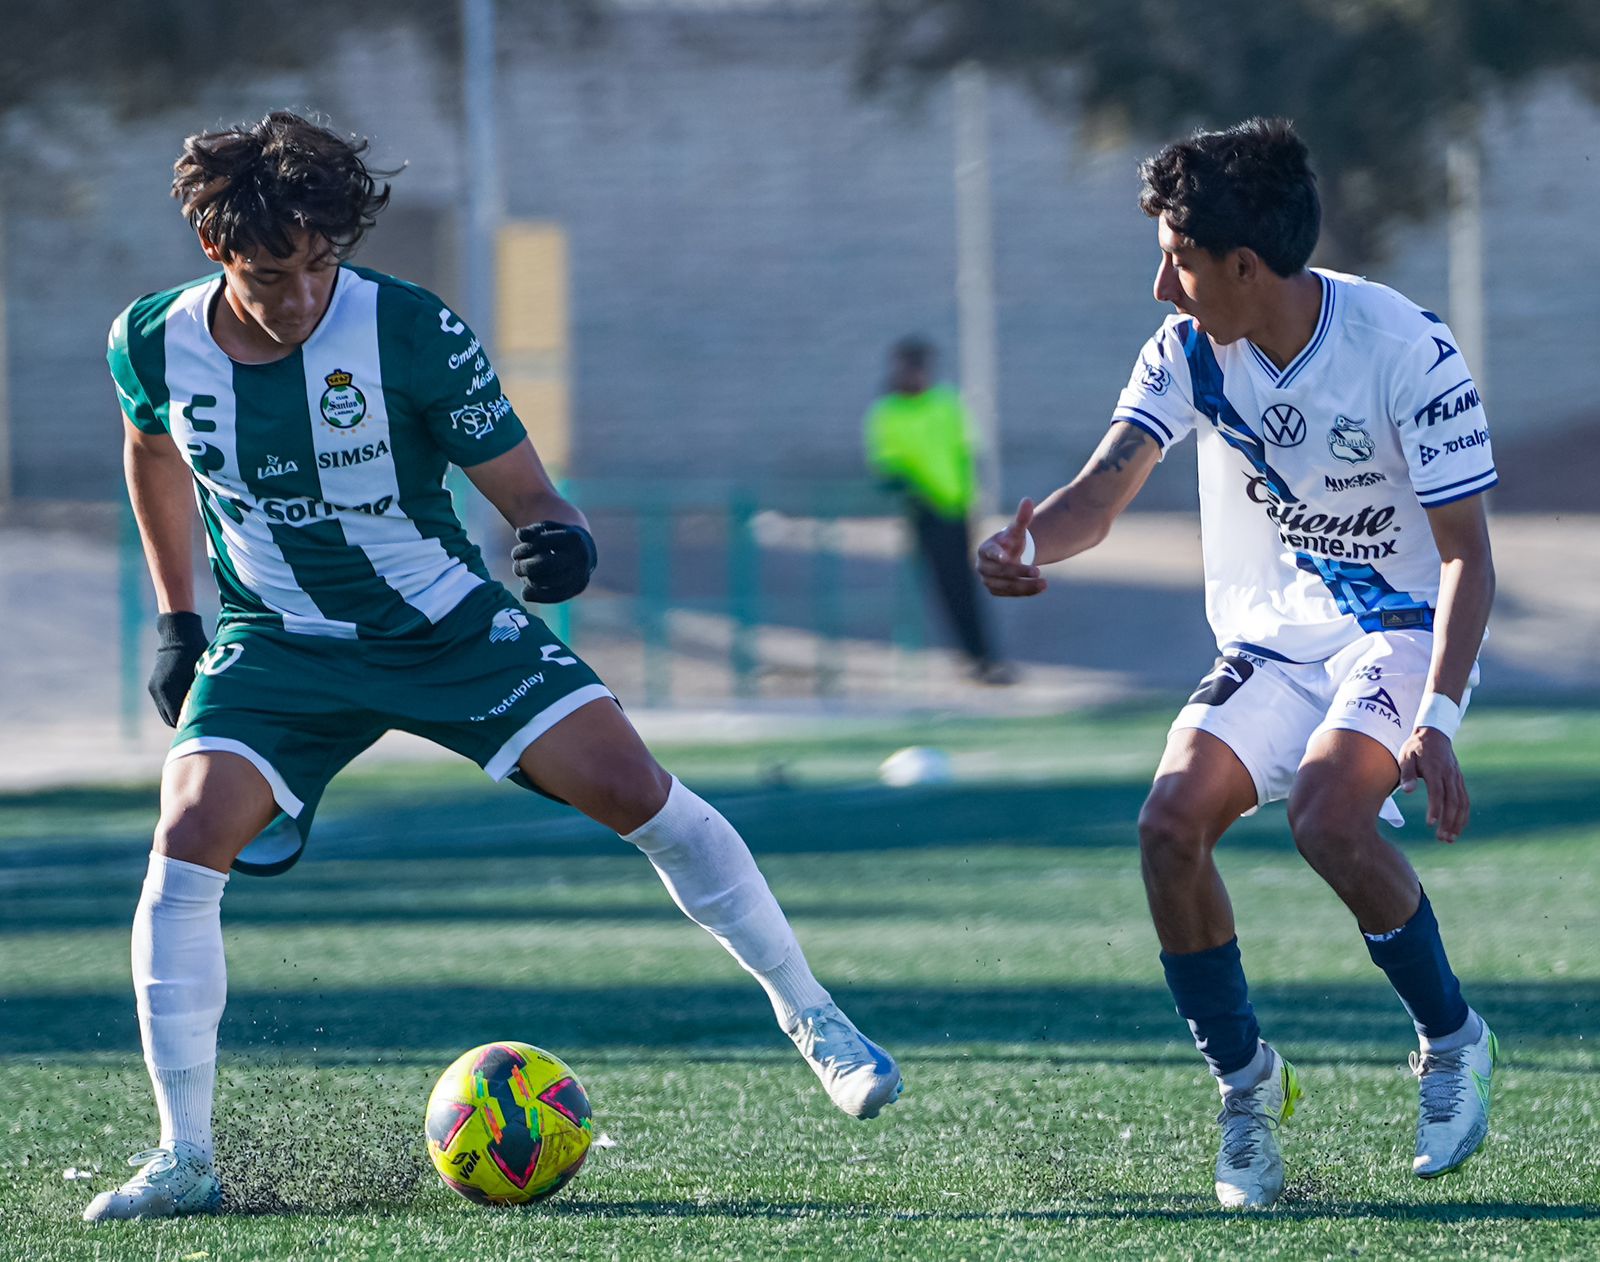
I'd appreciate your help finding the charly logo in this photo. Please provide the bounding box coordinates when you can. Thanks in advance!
[197,643,244,677]
[1427,337,1458,373]
[1261,403,1306,447]
[257,455,299,480]
[1328,415,1376,464]
[319,369,367,429]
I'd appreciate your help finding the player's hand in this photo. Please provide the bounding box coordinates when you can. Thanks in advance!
[1398,726,1470,843]
[148,611,208,728]
[512,521,598,605]
[976,498,1046,598]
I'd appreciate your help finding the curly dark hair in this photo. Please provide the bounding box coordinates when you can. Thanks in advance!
[1138,118,1320,278]
[172,110,397,260]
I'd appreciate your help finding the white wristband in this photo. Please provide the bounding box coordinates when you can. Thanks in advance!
[1019,529,1036,566]
[1414,691,1462,740]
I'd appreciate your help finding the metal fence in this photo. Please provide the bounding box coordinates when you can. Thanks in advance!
[116,478,933,735]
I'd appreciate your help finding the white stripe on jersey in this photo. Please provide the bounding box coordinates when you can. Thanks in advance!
[298,272,483,624]
[163,280,359,639]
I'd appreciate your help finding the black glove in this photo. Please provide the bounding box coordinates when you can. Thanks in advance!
[512,522,597,605]
[148,611,209,728]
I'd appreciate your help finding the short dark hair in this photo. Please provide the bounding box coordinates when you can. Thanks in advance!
[891,336,935,370]
[172,110,396,260]
[1138,118,1320,277]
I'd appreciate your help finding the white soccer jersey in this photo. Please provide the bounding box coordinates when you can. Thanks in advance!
[1112,269,1496,664]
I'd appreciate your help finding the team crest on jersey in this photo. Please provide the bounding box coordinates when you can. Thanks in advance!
[319,369,368,429]
[1328,415,1376,464]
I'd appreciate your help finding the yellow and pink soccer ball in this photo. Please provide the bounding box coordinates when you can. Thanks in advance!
[425,1041,593,1205]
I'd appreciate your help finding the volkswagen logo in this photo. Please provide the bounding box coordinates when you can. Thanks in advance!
[1261,403,1306,447]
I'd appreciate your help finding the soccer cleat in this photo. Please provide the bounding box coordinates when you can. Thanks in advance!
[786,1002,904,1120]
[1214,1046,1302,1209]
[82,1142,221,1222]
[1412,1018,1499,1178]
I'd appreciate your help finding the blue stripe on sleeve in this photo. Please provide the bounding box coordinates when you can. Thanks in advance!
[1112,406,1174,443]
[1419,468,1498,497]
[1418,472,1498,507]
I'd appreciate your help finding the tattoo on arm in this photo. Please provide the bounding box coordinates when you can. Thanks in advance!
[1091,429,1148,475]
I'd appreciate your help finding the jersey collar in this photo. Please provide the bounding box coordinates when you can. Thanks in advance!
[1245,271,1336,390]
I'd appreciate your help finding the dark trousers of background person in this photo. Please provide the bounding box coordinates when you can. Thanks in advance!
[909,502,995,669]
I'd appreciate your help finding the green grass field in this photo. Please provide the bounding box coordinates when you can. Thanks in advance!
[2,707,1597,1260]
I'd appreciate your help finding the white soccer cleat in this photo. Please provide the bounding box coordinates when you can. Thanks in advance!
[786,1002,904,1120]
[82,1142,221,1222]
[1412,1018,1499,1178]
[1214,1046,1302,1209]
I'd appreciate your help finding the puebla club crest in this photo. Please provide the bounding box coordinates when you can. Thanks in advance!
[319,369,367,429]
[1328,415,1376,464]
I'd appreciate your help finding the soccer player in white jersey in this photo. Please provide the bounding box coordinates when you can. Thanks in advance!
[978,119,1499,1208]
[84,112,901,1223]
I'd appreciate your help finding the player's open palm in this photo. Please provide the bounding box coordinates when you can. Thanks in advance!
[977,498,1047,598]
[1399,728,1470,843]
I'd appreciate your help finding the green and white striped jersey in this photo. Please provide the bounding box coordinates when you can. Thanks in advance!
[108,266,527,639]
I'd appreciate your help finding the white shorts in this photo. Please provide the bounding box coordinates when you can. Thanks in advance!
[1170,630,1477,825]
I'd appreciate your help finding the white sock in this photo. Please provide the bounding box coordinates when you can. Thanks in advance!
[1420,1007,1483,1055]
[1218,1040,1272,1097]
[623,778,831,1027]
[132,853,228,1163]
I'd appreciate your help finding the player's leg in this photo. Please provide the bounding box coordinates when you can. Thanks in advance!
[1291,691,1495,1178]
[84,752,278,1223]
[912,504,1002,677]
[1140,729,1302,1208]
[517,698,902,1119]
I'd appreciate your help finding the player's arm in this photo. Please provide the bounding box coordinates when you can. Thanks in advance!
[125,418,210,724]
[463,439,597,605]
[463,438,588,535]
[125,419,197,611]
[1398,494,1495,844]
[977,421,1160,597]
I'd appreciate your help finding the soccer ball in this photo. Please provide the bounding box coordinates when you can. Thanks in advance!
[425,1042,593,1205]
[878,746,954,787]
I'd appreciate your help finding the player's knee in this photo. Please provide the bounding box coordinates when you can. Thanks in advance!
[576,755,672,835]
[1286,791,1361,867]
[1137,799,1213,873]
[153,806,226,868]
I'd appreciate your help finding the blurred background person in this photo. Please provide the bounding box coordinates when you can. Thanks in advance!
[865,337,1013,685]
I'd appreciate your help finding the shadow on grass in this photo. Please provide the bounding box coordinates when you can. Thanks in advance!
[538,1196,1600,1224]
[5,772,1597,935]
[4,979,1594,1058]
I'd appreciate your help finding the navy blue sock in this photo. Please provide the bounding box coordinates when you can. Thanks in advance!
[1160,937,1261,1077]
[1363,890,1469,1040]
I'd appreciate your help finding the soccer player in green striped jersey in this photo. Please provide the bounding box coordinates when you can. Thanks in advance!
[86,111,901,1224]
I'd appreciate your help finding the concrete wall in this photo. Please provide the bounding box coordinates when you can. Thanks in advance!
[3,8,1595,508]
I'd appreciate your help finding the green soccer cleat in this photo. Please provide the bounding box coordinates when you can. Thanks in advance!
[1214,1046,1302,1209]
[1412,1017,1500,1178]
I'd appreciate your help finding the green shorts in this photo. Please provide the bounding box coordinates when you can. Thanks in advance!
[169,582,612,875]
